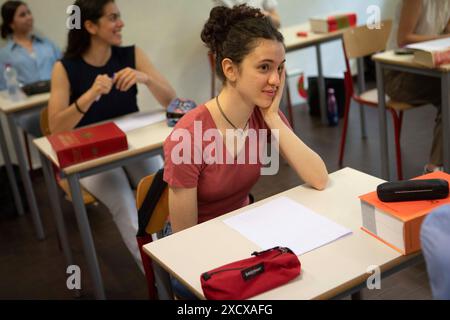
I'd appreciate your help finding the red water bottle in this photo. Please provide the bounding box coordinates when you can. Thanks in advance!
[327,88,339,126]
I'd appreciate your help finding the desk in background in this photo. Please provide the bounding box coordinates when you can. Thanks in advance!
[0,92,50,239]
[281,23,364,127]
[34,115,173,299]
[144,167,421,300]
[373,51,450,180]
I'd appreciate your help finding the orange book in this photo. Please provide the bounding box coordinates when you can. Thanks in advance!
[359,171,450,255]
[47,122,128,168]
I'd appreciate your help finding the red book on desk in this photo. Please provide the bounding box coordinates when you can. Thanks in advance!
[309,13,357,33]
[47,122,128,168]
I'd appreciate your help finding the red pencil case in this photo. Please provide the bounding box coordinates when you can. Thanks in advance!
[200,247,301,300]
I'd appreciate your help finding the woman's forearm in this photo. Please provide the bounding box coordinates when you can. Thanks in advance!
[145,76,176,108]
[264,114,329,190]
[49,89,97,133]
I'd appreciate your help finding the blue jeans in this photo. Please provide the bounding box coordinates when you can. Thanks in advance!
[163,222,198,300]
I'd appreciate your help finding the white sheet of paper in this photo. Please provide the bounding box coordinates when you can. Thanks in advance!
[223,196,352,255]
[406,38,450,51]
[114,110,166,132]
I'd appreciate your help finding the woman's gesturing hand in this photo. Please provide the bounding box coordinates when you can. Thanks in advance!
[114,67,149,92]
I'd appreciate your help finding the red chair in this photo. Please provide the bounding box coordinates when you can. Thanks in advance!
[338,20,414,180]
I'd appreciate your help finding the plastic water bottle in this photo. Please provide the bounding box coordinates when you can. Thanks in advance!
[327,88,339,126]
[4,64,21,101]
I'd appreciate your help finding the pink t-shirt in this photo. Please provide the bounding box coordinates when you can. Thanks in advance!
[163,104,291,223]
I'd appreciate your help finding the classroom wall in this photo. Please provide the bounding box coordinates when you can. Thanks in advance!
[0,0,399,167]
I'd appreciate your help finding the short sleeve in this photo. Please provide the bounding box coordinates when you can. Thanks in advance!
[163,127,204,188]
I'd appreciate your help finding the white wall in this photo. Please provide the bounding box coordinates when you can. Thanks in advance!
[0,0,399,166]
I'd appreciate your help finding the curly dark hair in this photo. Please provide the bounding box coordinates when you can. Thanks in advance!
[201,4,284,82]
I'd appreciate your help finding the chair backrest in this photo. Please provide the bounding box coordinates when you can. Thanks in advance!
[343,20,392,59]
[40,107,51,136]
[136,172,169,235]
[136,171,171,300]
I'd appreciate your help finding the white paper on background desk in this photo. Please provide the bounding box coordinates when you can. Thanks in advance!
[114,110,166,132]
[223,196,352,255]
[406,38,450,51]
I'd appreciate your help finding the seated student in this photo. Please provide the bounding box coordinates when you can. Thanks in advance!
[48,0,176,272]
[212,0,281,28]
[0,0,61,137]
[420,204,450,300]
[163,4,328,298]
[385,0,450,173]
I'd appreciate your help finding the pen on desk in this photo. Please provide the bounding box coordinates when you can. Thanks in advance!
[297,31,308,37]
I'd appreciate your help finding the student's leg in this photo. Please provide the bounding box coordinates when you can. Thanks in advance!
[80,167,144,272]
[124,155,164,189]
[385,71,442,169]
[18,109,42,137]
[384,71,441,106]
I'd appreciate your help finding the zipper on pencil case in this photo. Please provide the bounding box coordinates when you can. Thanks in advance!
[201,247,291,281]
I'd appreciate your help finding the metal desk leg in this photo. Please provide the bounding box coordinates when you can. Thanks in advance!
[67,173,106,300]
[356,57,367,139]
[39,154,74,265]
[6,113,44,239]
[442,73,450,172]
[0,120,24,215]
[315,44,328,125]
[375,62,390,180]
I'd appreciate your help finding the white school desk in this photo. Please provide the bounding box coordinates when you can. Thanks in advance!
[34,116,173,299]
[373,51,450,180]
[143,167,421,300]
[281,23,365,128]
[0,91,50,240]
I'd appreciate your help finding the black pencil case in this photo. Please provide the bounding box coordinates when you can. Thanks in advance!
[377,179,449,202]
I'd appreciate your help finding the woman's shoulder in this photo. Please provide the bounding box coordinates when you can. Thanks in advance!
[112,45,135,57]
[112,45,136,65]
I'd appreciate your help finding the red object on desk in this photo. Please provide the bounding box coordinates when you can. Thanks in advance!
[47,122,128,168]
[296,31,308,37]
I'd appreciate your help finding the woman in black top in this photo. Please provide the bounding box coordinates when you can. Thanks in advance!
[48,0,176,272]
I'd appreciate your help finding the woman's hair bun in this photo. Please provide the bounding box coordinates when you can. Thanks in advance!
[201,4,264,53]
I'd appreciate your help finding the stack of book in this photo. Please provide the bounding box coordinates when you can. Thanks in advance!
[406,38,450,68]
[359,171,450,255]
[309,12,357,33]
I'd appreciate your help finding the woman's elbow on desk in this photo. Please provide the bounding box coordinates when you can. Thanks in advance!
[310,172,329,191]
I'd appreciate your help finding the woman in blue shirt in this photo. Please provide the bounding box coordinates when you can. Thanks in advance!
[0,1,61,90]
[0,0,61,137]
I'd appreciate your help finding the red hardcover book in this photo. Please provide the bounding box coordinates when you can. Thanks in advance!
[47,122,128,168]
